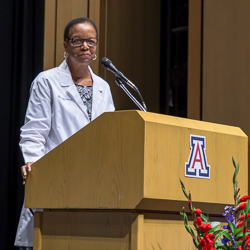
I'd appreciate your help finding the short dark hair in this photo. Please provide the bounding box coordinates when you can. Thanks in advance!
[64,17,98,40]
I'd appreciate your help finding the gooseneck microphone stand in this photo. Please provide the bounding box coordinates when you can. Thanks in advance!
[115,77,147,112]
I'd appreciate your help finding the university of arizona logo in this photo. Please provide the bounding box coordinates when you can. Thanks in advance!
[185,134,210,179]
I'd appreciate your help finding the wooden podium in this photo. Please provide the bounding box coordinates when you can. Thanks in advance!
[25,111,248,250]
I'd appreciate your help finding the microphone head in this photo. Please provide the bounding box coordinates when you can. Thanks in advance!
[101,57,112,68]
[101,57,118,75]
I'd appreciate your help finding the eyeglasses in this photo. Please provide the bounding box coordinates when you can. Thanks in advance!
[66,37,98,47]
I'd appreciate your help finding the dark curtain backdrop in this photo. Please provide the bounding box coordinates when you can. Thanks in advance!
[160,0,188,117]
[0,0,44,248]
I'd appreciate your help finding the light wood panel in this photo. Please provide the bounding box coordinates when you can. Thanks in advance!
[187,0,250,138]
[43,0,88,70]
[143,218,197,250]
[56,0,88,66]
[43,0,56,70]
[89,0,101,74]
[35,211,136,250]
[202,0,250,136]
[33,212,42,250]
[202,1,250,187]
[98,0,108,78]
[139,111,247,209]
[101,0,161,112]
[26,111,145,209]
[187,0,202,120]
[131,214,144,250]
[34,211,200,250]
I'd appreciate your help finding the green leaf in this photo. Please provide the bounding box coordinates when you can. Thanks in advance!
[222,231,233,241]
[236,195,240,205]
[222,231,232,241]
[233,164,240,184]
[235,227,244,236]
[184,214,188,225]
[216,246,228,250]
[184,224,192,235]
[200,214,209,223]
[232,157,237,168]
[235,232,244,239]
[188,192,192,201]
[213,228,224,235]
[211,221,221,228]
[234,241,243,247]
[234,185,239,199]
[214,230,224,241]
[216,240,232,250]
[179,179,189,199]
[192,238,199,248]
[228,221,236,235]
[246,199,250,214]
[235,231,250,240]
[209,226,222,234]
[189,227,196,238]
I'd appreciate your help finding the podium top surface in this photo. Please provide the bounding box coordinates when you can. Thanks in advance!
[25,111,248,214]
[137,110,246,136]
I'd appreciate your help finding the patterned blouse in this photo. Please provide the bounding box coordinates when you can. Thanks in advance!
[74,84,93,121]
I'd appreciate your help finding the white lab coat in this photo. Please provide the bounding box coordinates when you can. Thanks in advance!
[14,60,115,247]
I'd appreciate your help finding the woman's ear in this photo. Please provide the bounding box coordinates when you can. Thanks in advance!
[63,41,68,49]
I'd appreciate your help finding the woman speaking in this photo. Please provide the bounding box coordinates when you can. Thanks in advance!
[15,17,115,249]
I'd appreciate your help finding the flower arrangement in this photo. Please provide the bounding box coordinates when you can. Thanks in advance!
[180,158,250,250]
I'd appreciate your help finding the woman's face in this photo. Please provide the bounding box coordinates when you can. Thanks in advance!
[64,22,97,65]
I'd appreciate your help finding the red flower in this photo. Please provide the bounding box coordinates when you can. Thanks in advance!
[237,244,250,250]
[207,233,215,241]
[246,239,250,248]
[204,233,215,244]
[202,243,216,250]
[199,238,206,246]
[239,247,250,250]
[239,213,250,221]
[237,221,244,228]
[195,217,202,226]
[199,233,216,250]
[200,223,211,233]
[236,203,247,212]
[189,200,192,207]
[240,195,250,203]
[195,208,202,216]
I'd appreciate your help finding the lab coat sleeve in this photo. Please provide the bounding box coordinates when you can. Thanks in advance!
[20,77,52,163]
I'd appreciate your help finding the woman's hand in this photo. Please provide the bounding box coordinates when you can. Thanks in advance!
[21,162,33,185]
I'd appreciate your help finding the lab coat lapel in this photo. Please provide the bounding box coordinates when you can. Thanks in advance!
[58,60,89,120]
[89,67,103,120]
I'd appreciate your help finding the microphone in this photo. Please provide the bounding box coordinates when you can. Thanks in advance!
[101,57,136,90]
[101,57,147,111]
